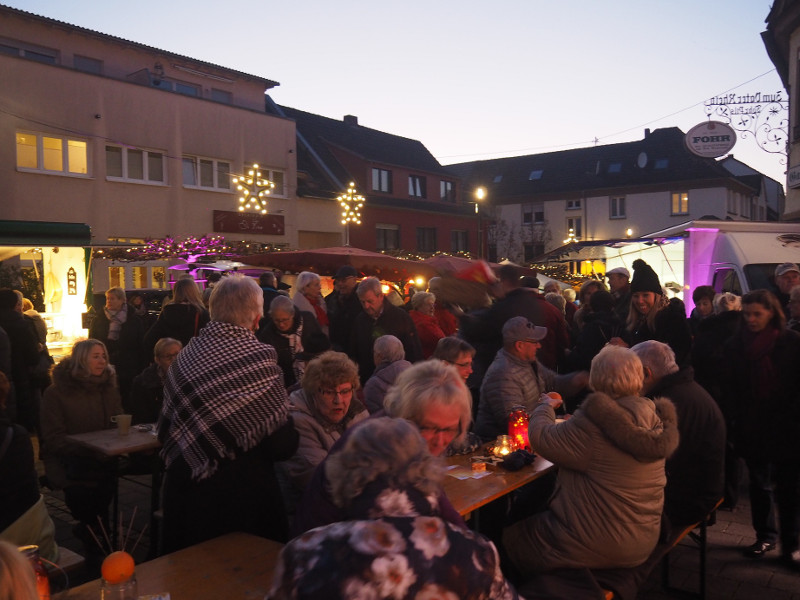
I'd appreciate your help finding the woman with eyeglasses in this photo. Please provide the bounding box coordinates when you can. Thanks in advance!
[278,351,368,512]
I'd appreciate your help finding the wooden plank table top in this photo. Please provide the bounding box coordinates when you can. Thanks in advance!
[443,450,554,516]
[66,426,161,457]
[63,532,284,600]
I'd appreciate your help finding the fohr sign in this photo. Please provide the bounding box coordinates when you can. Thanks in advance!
[685,121,737,158]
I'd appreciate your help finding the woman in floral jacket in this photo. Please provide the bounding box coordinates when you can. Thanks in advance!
[269,417,521,600]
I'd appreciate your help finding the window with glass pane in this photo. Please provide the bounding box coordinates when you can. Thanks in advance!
[148,152,164,182]
[610,196,626,219]
[151,267,167,289]
[132,267,147,289]
[450,230,468,252]
[175,82,199,97]
[376,225,399,250]
[74,55,102,74]
[67,140,87,174]
[372,168,391,192]
[127,149,144,180]
[270,170,284,195]
[409,175,426,198]
[417,227,437,252]
[182,158,197,185]
[567,217,582,238]
[106,146,123,177]
[108,267,125,289]
[200,160,214,187]
[16,133,37,169]
[42,137,62,171]
[440,180,455,202]
[218,162,230,190]
[671,192,689,215]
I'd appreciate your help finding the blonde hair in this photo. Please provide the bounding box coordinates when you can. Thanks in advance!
[589,344,644,398]
[70,339,114,379]
[0,541,39,600]
[327,417,442,508]
[625,291,668,333]
[171,278,205,313]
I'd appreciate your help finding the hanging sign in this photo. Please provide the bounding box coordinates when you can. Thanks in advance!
[685,121,737,158]
[67,267,77,295]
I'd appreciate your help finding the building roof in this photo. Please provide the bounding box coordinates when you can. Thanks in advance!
[0,4,279,87]
[445,127,756,203]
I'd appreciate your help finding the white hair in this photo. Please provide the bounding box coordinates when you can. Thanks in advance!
[630,340,679,380]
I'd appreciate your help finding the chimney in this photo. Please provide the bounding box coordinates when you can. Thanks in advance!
[644,128,651,138]
[344,115,358,126]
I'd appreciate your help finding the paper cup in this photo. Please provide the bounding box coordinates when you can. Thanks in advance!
[111,414,132,435]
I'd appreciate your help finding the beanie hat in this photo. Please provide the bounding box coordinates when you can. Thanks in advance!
[630,259,662,295]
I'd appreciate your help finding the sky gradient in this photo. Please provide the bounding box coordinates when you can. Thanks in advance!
[5,0,786,185]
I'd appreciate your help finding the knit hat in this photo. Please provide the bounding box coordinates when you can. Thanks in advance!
[630,259,662,295]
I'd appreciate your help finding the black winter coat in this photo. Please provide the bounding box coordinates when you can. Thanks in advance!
[257,311,331,389]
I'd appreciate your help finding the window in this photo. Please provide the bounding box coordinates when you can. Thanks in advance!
[610,196,626,219]
[567,217,582,238]
[372,168,392,192]
[376,224,399,250]
[132,267,148,289]
[523,203,544,225]
[152,267,167,289]
[74,55,102,74]
[106,145,165,183]
[182,156,231,190]
[175,81,200,97]
[671,192,689,215]
[0,40,57,63]
[528,170,543,180]
[607,163,622,174]
[451,230,468,253]
[524,243,545,262]
[211,89,232,104]
[741,196,752,219]
[654,158,669,169]
[16,132,88,175]
[566,199,581,210]
[409,175,427,198]
[440,180,455,202]
[416,227,437,252]
[492,174,503,183]
[727,191,737,214]
[108,267,125,289]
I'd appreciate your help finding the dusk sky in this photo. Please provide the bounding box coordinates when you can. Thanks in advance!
[6,0,787,185]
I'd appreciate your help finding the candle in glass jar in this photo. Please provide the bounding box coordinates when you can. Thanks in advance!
[493,434,513,457]
[507,408,530,451]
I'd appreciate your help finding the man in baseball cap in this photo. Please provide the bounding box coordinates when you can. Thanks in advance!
[606,266,632,321]
[474,316,587,441]
[774,262,800,311]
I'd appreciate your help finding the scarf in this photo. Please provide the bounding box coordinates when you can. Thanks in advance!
[104,304,128,341]
[742,326,780,402]
[158,321,289,481]
[308,294,329,328]
[281,317,305,383]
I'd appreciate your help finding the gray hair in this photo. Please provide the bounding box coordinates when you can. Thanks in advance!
[589,344,644,398]
[106,287,126,302]
[269,294,296,316]
[411,291,435,311]
[373,335,405,364]
[545,292,566,315]
[326,417,442,509]
[153,337,182,360]
[294,271,320,296]
[630,340,679,380]
[384,360,471,443]
[209,275,264,328]
[562,288,576,303]
[356,276,382,299]
[543,281,560,294]
[432,337,475,363]
[713,292,741,313]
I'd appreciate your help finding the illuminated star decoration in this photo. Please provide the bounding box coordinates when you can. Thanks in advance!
[233,164,275,214]
[338,181,365,225]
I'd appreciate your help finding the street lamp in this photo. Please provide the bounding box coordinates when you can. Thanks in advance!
[474,186,486,259]
[337,181,364,246]
[232,164,274,215]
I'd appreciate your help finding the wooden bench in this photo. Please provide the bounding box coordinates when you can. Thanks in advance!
[660,497,725,599]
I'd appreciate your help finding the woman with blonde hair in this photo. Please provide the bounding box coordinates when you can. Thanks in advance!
[269,418,522,600]
[40,339,122,556]
[503,344,678,573]
[292,271,329,336]
[0,541,38,600]
[144,278,210,356]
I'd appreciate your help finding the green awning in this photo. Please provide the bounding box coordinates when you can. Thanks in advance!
[0,220,92,246]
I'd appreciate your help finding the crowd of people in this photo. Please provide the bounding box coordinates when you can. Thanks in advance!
[2,257,800,598]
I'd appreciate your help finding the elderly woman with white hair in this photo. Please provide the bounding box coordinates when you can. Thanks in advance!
[503,344,678,574]
[269,418,522,600]
[292,271,329,336]
[292,359,472,535]
[409,291,446,358]
[362,335,411,414]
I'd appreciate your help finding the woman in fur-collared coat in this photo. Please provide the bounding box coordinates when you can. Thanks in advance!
[503,345,679,574]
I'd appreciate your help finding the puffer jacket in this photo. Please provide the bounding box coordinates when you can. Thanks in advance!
[362,360,412,414]
[504,391,679,573]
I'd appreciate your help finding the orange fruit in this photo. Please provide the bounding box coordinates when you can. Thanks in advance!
[547,392,562,400]
[101,550,135,584]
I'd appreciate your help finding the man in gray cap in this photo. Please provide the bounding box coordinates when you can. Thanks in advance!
[774,262,800,312]
[474,316,587,441]
[606,266,631,321]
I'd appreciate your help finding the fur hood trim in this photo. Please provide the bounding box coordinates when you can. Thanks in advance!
[51,357,118,391]
[580,391,679,461]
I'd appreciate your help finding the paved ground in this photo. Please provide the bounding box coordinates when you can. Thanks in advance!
[38,449,800,598]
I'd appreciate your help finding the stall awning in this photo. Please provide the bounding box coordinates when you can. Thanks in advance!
[0,220,92,246]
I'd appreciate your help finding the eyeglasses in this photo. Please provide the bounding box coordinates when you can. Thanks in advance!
[418,425,460,437]
[520,339,541,346]
[319,387,353,399]
[272,316,293,324]
[451,360,472,368]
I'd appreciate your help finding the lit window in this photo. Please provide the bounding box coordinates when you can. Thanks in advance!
[671,192,689,215]
[16,132,88,175]
[567,217,582,238]
[409,175,426,198]
[106,145,165,183]
[610,196,626,219]
[182,156,232,191]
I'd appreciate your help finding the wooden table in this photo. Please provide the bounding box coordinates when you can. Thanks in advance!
[443,450,554,516]
[64,532,284,600]
[65,427,161,456]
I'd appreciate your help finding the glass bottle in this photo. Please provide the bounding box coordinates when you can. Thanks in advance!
[100,575,138,600]
[19,545,51,600]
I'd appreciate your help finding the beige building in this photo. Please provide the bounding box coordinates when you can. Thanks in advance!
[0,5,347,257]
